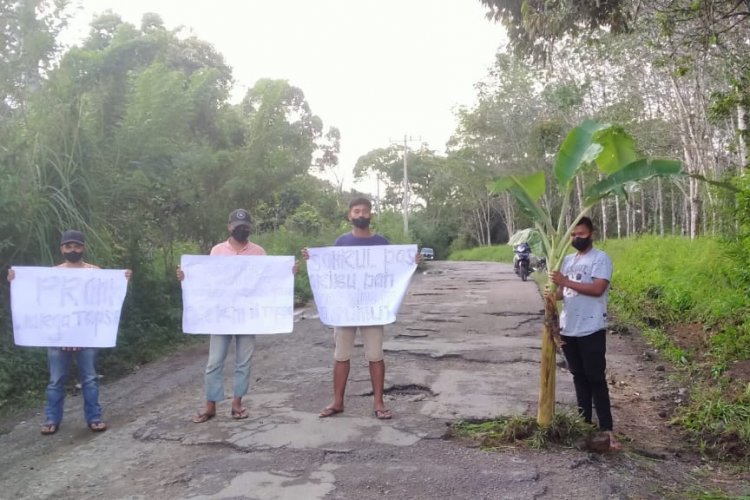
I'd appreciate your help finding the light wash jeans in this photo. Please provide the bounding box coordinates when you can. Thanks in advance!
[205,334,256,402]
[45,347,101,425]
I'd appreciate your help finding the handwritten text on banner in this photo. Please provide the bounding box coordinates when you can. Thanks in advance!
[180,255,295,335]
[11,267,129,348]
[306,245,417,326]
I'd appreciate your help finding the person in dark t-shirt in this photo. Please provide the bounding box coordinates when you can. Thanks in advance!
[303,197,419,420]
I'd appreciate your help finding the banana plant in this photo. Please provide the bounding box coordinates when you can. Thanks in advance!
[489,119,683,426]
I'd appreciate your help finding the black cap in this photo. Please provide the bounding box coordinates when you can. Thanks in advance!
[60,230,85,246]
[228,209,251,228]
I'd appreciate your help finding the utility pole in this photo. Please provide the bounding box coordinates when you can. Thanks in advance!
[390,134,421,236]
[403,134,409,235]
[376,174,381,214]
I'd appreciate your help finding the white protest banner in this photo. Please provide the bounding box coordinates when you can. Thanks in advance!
[11,267,129,348]
[180,255,295,335]
[306,244,417,326]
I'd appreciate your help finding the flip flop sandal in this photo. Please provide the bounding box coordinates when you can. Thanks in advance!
[88,421,107,432]
[192,412,215,424]
[231,408,249,420]
[318,407,344,418]
[374,409,392,420]
[41,423,59,435]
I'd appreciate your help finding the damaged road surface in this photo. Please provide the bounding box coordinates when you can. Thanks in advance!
[0,262,716,499]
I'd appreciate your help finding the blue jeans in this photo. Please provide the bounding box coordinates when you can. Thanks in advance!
[205,335,256,402]
[45,348,102,425]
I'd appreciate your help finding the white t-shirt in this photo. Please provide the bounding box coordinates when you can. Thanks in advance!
[559,247,612,337]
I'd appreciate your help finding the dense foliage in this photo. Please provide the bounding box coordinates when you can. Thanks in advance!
[0,4,392,406]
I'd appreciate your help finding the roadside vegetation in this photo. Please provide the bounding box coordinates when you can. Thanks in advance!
[448,245,515,263]
[450,411,594,450]
[449,236,750,461]
[601,236,750,460]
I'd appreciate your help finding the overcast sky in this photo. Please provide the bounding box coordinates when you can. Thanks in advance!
[61,1,506,193]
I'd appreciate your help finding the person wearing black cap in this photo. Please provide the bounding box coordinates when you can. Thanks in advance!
[177,209,296,423]
[7,229,132,435]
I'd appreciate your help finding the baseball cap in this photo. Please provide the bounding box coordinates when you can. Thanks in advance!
[60,230,85,245]
[228,209,252,228]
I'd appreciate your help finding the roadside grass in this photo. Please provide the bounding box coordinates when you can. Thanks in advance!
[450,411,594,450]
[600,236,750,461]
[682,489,750,500]
[448,245,515,263]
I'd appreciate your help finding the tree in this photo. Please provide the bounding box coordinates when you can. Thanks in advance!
[477,0,631,60]
[490,120,684,426]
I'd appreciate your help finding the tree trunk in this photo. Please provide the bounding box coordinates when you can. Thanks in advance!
[615,195,622,239]
[625,199,631,237]
[689,176,700,239]
[486,195,492,245]
[669,185,679,236]
[657,177,665,236]
[739,102,748,172]
[640,189,646,234]
[503,193,515,237]
[538,293,560,426]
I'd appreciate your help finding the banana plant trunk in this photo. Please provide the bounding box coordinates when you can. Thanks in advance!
[537,287,561,426]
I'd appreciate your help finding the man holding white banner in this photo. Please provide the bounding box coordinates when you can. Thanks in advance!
[303,197,420,420]
[177,208,297,424]
[8,229,131,435]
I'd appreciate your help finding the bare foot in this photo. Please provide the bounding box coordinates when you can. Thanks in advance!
[606,431,622,451]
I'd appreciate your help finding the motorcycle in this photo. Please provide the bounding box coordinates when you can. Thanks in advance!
[513,242,532,281]
[532,256,547,273]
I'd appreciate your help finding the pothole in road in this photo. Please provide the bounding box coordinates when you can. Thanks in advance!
[423,317,462,323]
[397,328,438,339]
[360,384,436,398]
[484,311,543,317]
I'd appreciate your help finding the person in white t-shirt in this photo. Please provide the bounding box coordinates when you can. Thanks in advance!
[549,216,620,451]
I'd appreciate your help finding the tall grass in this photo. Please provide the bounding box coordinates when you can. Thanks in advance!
[600,236,750,362]
[601,236,750,459]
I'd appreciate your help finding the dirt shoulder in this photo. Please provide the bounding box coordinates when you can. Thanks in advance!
[0,261,746,500]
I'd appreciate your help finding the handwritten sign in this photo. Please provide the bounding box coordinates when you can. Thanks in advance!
[11,267,129,348]
[180,255,295,335]
[306,245,417,326]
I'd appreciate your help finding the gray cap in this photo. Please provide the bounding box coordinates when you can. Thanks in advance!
[228,209,251,228]
[60,230,85,245]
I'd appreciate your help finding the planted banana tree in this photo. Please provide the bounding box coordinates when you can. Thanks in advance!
[489,119,683,426]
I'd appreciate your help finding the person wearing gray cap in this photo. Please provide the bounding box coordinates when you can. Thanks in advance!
[177,209,296,423]
[7,229,132,435]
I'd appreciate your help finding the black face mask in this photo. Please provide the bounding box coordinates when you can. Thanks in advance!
[63,251,83,263]
[571,236,592,252]
[351,217,371,229]
[231,227,250,243]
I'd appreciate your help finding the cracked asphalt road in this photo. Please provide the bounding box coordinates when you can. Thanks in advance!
[0,261,712,499]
